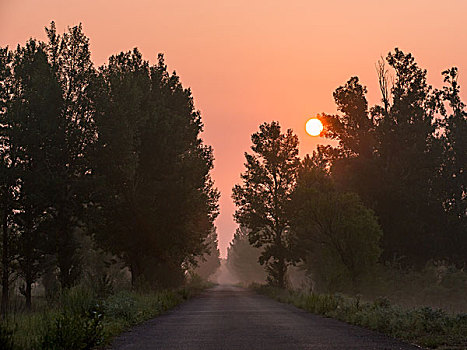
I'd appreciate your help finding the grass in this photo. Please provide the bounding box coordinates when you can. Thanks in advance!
[254,285,467,349]
[1,280,209,350]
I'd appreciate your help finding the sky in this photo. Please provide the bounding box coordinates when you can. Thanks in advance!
[1,0,466,256]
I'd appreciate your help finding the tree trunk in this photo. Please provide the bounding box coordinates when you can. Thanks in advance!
[274,227,287,289]
[57,222,79,289]
[130,261,142,288]
[276,256,286,289]
[25,276,32,311]
[1,208,9,318]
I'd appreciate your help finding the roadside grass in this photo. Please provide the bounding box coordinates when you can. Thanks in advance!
[254,285,467,349]
[0,280,209,350]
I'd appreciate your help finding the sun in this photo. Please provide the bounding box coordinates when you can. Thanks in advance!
[305,118,323,136]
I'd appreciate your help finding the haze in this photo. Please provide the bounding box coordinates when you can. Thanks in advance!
[2,0,466,256]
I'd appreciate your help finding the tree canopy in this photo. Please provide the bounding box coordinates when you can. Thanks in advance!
[320,49,466,266]
[232,121,300,287]
[0,22,219,313]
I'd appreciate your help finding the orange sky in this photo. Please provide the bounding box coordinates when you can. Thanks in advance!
[1,0,466,256]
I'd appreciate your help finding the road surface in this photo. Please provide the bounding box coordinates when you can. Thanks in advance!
[110,285,421,350]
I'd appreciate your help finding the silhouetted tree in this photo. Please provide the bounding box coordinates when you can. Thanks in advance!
[44,22,96,288]
[226,226,266,284]
[194,229,220,280]
[0,46,16,317]
[290,156,382,292]
[232,121,299,287]
[92,50,218,287]
[10,39,64,308]
[321,49,451,266]
[439,67,467,263]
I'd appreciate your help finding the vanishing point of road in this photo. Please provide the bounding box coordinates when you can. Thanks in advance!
[110,285,420,350]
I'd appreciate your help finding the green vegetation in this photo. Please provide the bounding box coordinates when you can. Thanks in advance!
[0,281,207,350]
[0,21,218,319]
[0,21,219,349]
[234,49,466,347]
[233,50,466,290]
[232,121,300,287]
[290,157,382,293]
[256,285,467,349]
[319,50,466,266]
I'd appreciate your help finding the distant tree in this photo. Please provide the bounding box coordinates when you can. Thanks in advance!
[193,229,220,280]
[232,121,300,287]
[226,226,266,284]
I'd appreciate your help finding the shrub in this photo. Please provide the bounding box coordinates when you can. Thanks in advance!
[40,306,104,350]
[59,285,98,316]
[255,285,467,349]
[39,285,104,350]
[104,291,139,323]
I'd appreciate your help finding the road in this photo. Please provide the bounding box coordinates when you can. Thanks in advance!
[110,285,421,350]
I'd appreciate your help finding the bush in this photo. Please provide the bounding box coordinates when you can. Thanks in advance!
[40,307,104,350]
[5,281,208,349]
[58,285,98,316]
[255,285,467,349]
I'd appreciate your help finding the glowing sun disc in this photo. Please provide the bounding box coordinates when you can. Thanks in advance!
[306,118,323,136]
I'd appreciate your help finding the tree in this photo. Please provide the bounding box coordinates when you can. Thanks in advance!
[290,156,382,292]
[193,229,220,280]
[321,49,449,266]
[43,22,97,289]
[439,67,467,263]
[232,121,300,287]
[226,226,266,284]
[10,39,64,308]
[0,22,219,312]
[0,46,16,317]
[92,50,218,287]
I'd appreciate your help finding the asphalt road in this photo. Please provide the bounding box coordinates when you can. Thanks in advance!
[110,285,421,350]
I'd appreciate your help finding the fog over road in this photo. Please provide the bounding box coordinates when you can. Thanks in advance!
[110,285,420,350]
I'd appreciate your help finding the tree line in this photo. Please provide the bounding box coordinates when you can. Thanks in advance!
[0,22,218,315]
[233,49,466,290]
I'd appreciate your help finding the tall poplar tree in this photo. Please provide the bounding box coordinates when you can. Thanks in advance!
[11,40,64,308]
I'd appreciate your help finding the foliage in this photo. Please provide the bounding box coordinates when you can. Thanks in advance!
[40,307,104,350]
[232,121,300,287]
[320,49,466,266]
[360,261,467,314]
[0,21,219,312]
[5,282,207,349]
[256,285,467,349]
[0,22,97,311]
[193,229,221,280]
[91,49,219,288]
[290,157,382,292]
